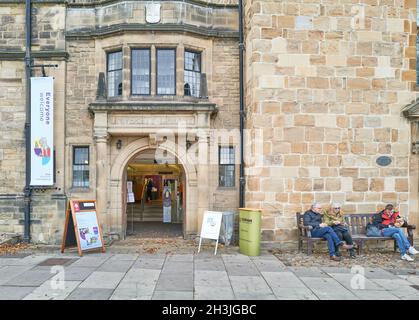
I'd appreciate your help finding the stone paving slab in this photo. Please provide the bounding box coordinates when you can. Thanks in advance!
[0,286,35,300]
[0,266,34,285]
[320,267,352,274]
[62,267,97,281]
[363,268,400,280]
[79,271,126,289]
[300,277,359,300]
[328,273,386,291]
[251,259,287,272]
[1,252,419,300]
[261,271,308,289]
[0,258,28,266]
[194,270,230,287]
[131,258,165,270]
[154,274,193,292]
[97,259,134,273]
[387,286,419,299]
[194,285,235,300]
[369,278,414,291]
[403,276,419,286]
[66,288,115,300]
[222,256,260,276]
[117,269,160,288]
[349,289,400,300]
[110,288,153,300]
[152,291,194,300]
[271,287,318,300]
[70,255,112,268]
[290,267,331,278]
[194,258,226,271]
[23,280,81,300]
[108,254,139,261]
[161,261,193,275]
[165,254,194,262]
[229,276,276,300]
[4,269,55,287]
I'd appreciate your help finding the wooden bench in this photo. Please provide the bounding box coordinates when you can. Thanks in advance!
[296,212,416,255]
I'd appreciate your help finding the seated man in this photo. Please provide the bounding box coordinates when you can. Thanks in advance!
[374,204,419,262]
[323,202,356,259]
[303,202,353,261]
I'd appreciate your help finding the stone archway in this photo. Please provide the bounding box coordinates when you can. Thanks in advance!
[108,137,198,238]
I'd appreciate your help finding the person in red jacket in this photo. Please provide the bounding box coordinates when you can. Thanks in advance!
[378,204,419,262]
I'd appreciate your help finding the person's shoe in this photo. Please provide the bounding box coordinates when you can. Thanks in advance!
[340,243,354,250]
[349,250,356,259]
[408,246,419,255]
[401,254,414,262]
[335,251,342,257]
[330,255,341,261]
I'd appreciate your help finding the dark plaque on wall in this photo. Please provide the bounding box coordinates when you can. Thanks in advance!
[376,156,392,166]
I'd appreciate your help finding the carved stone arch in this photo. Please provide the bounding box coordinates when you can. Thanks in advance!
[110,137,197,184]
[107,137,198,238]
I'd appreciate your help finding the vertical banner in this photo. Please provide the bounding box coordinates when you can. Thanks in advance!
[30,77,54,186]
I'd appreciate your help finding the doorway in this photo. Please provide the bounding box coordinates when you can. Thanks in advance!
[124,149,185,238]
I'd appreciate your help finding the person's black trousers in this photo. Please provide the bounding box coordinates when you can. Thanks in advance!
[333,228,354,246]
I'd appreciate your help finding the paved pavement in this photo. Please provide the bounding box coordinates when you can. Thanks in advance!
[0,251,418,300]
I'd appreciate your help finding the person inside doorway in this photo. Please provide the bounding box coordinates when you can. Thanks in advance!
[146,178,153,203]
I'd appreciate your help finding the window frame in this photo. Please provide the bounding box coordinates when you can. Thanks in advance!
[156,48,177,96]
[72,146,90,188]
[106,50,123,98]
[131,47,151,96]
[218,146,236,188]
[184,49,202,98]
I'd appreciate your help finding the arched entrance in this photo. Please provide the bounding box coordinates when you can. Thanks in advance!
[109,137,198,239]
[124,148,186,237]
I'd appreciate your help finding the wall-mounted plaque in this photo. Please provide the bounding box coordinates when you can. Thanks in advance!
[376,156,392,166]
[146,3,161,24]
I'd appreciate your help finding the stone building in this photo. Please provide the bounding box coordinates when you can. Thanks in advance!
[0,0,418,246]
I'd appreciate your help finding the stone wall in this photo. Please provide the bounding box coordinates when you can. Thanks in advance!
[244,0,418,243]
[210,37,240,212]
[0,3,65,52]
[66,1,238,37]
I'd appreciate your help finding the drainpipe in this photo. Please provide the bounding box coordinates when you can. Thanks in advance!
[238,0,245,208]
[23,0,32,243]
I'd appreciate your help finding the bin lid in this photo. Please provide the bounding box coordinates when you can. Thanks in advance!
[239,208,262,212]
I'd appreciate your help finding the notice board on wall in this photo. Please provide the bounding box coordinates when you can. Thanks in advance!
[61,200,106,256]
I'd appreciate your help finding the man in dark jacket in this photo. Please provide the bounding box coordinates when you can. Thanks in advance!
[303,202,353,261]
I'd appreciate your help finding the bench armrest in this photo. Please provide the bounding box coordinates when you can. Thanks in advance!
[299,225,313,231]
[406,224,416,230]
[299,224,313,238]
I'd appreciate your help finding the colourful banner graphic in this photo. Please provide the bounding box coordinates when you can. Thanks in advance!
[30,77,54,186]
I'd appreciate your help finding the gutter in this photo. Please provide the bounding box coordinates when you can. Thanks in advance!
[238,0,245,208]
[23,0,32,242]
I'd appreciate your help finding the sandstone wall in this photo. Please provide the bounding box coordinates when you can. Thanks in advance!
[244,0,418,243]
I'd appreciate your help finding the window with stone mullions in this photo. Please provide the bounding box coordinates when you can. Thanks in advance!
[184,51,201,97]
[219,146,235,187]
[73,147,89,188]
[157,49,176,95]
[107,51,122,97]
[132,49,150,95]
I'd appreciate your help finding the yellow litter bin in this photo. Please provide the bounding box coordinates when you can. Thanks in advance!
[239,208,262,256]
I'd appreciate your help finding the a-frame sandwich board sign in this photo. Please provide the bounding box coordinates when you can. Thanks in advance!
[61,200,106,257]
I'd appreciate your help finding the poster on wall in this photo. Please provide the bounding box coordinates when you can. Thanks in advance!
[30,77,54,186]
[163,186,172,223]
